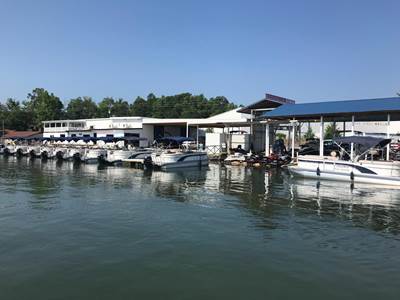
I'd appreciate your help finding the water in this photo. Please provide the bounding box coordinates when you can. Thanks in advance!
[0,157,399,299]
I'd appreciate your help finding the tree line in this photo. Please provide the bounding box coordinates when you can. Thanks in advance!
[0,88,237,130]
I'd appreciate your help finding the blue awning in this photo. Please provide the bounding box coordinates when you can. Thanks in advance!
[263,97,400,120]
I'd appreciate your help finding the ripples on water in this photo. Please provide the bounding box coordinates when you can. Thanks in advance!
[0,157,399,299]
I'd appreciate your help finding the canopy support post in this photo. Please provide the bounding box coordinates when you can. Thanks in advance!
[343,121,346,136]
[351,115,355,160]
[186,123,189,138]
[291,118,296,158]
[298,123,302,144]
[265,122,270,156]
[319,116,324,157]
[387,113,391,161]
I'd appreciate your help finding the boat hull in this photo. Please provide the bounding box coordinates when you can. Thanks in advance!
[151,152,209,170]
[289,156,400,186]
[83,149,107,164]
[105,149,152,164]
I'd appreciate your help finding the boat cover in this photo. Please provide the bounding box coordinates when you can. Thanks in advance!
[333,136,391,150]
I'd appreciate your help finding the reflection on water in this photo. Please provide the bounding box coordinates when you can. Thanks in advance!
[1,157,400,300]
[1,157,400,233]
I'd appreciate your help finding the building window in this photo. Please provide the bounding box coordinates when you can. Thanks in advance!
[125,133,139,137]
[50,123,55,128]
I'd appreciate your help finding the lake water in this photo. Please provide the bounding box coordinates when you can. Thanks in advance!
[0,157,399,299]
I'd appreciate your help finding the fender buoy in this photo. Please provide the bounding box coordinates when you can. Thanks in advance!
[350,171,354,181]
[316,167,320,176]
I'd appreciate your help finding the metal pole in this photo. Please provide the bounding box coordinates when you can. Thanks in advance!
[250,109,253,135]
[319,116,324,157]
[291,119,295,158]
[351,115,355,160]
[265,123,270,156]
[298,122,302,144]
[343,121,346,136]
[186,123,189,138]
[387,113,391,161]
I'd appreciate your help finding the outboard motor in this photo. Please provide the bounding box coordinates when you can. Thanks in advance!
[143,156,153,169]
[41,151,48,160]
[73,152,81,162]
[16,148,24,157]
[56,150,64,160]
[29,150,36,158]
[3,147,10,156]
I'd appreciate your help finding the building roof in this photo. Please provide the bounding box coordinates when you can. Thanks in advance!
[238,93,296,114]
[42,109,251,129]
[188,108,251,127]
[263,97,400,121]
[3,130,42,139]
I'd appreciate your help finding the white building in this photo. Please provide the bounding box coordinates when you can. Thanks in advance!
[43,109,252,148]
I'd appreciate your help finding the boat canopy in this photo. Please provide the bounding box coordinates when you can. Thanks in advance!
[7,136,147,142]
[333,136,391,149]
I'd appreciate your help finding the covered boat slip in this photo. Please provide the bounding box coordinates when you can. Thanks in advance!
[262,97,400,185]
[262,97,400,160]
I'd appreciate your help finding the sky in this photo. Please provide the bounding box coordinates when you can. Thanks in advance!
[0,0,399,105]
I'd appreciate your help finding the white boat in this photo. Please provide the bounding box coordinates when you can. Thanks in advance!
[40,146,52,159]
[27,145,41,158]
[151,150,209,170]
[288,136,400,186]
[105,149,153,164]
[66,148,85,161]
[15,145,29,156]
[82,148,107,164]
[54,147,68,160]
[224,152,248,164]
[4,144,17,155]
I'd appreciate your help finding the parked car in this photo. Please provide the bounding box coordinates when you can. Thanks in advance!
[298,139,344,157]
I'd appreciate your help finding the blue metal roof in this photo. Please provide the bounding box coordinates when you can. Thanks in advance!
[263,97,400,119]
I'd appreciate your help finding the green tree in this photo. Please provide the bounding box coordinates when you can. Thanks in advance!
[207,96,236,116]
[112,98,130,117]
[304,127,315,140]
[130,96,149,116]
[66,96,98,119]
[324,123,339,139]
[97,97,115,118]
[2,98,32,130]
[26,88,63,128]
[276,133,286,141]
[97,97,130,117]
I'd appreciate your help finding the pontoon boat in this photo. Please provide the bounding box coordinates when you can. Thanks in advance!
[288,136,400,186]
